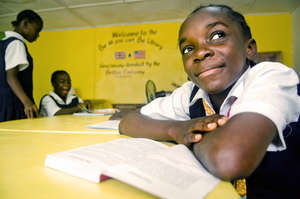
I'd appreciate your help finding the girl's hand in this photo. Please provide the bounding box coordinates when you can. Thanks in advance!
[168,115,228,146]
[24,100,39,119]
[83,100,93,110]
[6,67,39,119]
[78,101,92,113]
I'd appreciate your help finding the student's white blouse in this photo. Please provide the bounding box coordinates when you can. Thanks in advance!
[141,62,300,152]
[3,31,29,71]
[39,90,83,117]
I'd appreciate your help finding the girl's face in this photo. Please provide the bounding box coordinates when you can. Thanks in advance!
[19,20,41,42]
[179,8,252,95]
[53,73,71,99]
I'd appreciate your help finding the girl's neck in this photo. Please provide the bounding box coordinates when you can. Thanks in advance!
[55,92,67,103]
[14,28,21,35]
[208,84,233,114]
[209,64,249,113]
[61,95,67,103]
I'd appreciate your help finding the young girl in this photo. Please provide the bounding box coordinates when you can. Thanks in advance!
[0,9,43,122]
[119,4,300,199]
[39,70,91,117]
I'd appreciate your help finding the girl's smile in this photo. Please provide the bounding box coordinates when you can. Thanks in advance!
[195,64,225,78]
[53,73,71,101]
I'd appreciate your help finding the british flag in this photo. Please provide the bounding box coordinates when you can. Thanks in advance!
[134,50,145,59]
[114,51,126,59]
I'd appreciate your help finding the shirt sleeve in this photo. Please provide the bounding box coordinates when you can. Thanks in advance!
[230,62,300,151]
[140,81,193,121]
[5,40,29,71]
[40,96,61,117]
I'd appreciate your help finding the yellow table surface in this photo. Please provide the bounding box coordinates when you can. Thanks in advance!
[0,115,117,134]
[0,116,240,199]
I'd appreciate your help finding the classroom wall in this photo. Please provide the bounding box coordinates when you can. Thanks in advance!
[94,22,185,104]
[29,28,96,104]
[27,13,294,106]
[292,6,300,74]
[246,13,293,67]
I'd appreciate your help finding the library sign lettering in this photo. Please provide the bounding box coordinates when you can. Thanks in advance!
[97,28,163,78]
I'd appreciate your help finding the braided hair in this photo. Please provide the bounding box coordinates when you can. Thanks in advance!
[179,4,256,67]
[11,9,43,31]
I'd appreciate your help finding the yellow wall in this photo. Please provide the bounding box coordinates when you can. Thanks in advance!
[292,6,300,74]
[27,13,293,106]
[246,13,293,66]
[29,28,96,104]
[94,22,185,104]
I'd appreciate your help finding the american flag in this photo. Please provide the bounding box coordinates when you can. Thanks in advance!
[114,51,126,59]
[134,50,145,59]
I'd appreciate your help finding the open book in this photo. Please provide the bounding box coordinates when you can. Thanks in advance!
[45,138,220,199]
[86,120,120,130]
[73,108,119,116]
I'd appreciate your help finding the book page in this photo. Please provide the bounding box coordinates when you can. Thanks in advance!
[45,138,168,182]
[73,109,118,116]
[73,112,106,116]
[105,144,220,199]
[86,120,120,130]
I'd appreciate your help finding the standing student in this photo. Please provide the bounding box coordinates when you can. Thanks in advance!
[39,70,91,117]
[119,4,300,199]
[0,9,43,122]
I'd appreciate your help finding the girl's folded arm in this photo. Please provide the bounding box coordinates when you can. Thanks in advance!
[192,112,277,181]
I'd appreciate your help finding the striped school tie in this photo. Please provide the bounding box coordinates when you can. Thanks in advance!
[202,99,247,199]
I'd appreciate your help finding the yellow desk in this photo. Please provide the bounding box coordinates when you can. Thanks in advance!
[0,115,117,134]
[0,116,240,199]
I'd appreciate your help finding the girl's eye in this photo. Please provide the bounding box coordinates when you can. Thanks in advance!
[182,46,193,55]
[211,31,225,41]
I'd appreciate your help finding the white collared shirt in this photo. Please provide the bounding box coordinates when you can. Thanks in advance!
[39,90,83,117]
[141,62,300,151]
[3,31,29,71]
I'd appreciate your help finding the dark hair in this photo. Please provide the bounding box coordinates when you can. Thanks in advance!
[179,4,256,66]
[51,70,69,85]
[11,9,43,30]
[182,4,252,40]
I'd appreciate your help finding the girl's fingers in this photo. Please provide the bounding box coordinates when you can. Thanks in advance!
[218,117,228,126]
[193,121,217,131]
[184,133,202,145]
[26,109,33,119]
[33,106,39,117]
[207,122,217,129]
[193,134,202,142]
[192,116,228,131]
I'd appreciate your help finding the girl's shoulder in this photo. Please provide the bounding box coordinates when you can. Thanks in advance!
[252,61,295,73]
[249,61,298,81]
[2,31,25,42]
[1,31,26,50]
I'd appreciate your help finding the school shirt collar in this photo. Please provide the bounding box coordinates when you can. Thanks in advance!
[49,90,77,105]
[190,66,251,116]
[4,31,26,42]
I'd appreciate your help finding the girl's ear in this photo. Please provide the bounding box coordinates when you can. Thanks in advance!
[20,19,28,27]
[18,19,29,32]
[246,38,257,61]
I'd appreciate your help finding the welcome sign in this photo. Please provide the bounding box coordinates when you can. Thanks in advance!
[94,22,186,103]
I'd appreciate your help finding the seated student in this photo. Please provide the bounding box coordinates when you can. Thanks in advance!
[119,4,300,199]
[39,70,91,117]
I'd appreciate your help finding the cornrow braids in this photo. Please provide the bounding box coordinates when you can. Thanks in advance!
[182,4,252,40]
[11,9,43,30]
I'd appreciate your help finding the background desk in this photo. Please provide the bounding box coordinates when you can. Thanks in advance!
[0,116,240,199]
